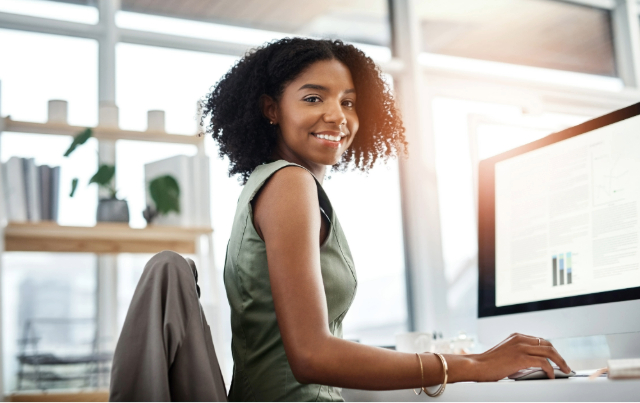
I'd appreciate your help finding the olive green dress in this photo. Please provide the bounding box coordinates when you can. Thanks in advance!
[224,160,358,402]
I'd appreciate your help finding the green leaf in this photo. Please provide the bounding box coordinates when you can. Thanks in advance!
[64,128,93,157]
[149,175,181,215]
[69,178,78,197]
[89,164,116,187]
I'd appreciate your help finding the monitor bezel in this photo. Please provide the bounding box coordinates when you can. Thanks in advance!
[478,102,640,319]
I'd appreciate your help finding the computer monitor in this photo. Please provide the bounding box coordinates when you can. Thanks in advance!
[478,103,640,350]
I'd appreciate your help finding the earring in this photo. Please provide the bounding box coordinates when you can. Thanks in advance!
[269,121,274,125]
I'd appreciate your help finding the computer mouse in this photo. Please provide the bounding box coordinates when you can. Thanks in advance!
[508,366,576,380]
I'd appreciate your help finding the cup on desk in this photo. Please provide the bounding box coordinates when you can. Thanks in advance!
[395,332,433,353]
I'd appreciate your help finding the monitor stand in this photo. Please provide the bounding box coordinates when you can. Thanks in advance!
[607,332,640,359]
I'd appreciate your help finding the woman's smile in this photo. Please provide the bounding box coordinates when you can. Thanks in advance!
[310,130,348,148]
[262,59,359,180]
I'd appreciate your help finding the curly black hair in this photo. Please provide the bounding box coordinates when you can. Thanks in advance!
[200,37,407,184]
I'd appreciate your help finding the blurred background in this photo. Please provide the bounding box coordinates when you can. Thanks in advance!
[0,0,639,399]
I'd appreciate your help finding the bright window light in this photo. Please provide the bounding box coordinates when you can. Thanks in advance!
[0,0,98,24]
[2,253,97,392]
[116,11,391,63]
[0,29,98,126]
[419,52,624,92]
[116,11,290,47]
[324,161,407,345]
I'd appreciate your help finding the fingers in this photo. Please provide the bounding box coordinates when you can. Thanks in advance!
[529,356,556,379]
[506,334,571,374]
[523,345,571,374]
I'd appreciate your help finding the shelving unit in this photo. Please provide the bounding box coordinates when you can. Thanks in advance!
[0,103,220,399]
[5,222,213,254]
[1,117,204,145]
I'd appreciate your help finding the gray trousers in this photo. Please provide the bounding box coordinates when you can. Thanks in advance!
[109,251,227,401]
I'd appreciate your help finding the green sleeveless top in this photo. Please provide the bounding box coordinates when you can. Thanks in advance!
[224,160,358,402]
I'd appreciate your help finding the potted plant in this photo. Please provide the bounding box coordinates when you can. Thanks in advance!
[64,128,130,223]
[143,175,180,225]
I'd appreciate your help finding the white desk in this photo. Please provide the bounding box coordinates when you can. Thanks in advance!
[342,377,640,401]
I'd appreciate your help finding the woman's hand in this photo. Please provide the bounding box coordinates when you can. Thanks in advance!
[469,333,572,381]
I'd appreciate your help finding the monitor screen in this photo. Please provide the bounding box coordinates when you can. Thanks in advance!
[479,103,640,318]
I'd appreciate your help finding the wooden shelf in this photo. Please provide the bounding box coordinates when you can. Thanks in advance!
[7,390,109,402]
[1,117,203,145]
[4,222,213,254]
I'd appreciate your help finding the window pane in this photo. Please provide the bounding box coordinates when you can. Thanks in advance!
[0,29,98,126]
[119,0,390,48]
[0,0,98,24]
[323,160,408,346]
[116,43,237,134]
[2,253,97,392]
[418,0,616,77]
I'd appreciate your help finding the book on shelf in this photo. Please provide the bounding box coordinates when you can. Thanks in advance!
[144,154,210,228]
[1,157,60,223]
[39,165,52,221]
[23,157,41,222]
[51,166,60,222]
[3,157,27,222]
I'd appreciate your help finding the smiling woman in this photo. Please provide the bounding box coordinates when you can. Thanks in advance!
[197,38,411,401]
[111,37,572,403]
[196,37,571,402]
[200,37,407,184]
[260,59,360,174]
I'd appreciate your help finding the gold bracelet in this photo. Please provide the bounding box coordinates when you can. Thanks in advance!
[414,353,424,395]
[423,353,448,397]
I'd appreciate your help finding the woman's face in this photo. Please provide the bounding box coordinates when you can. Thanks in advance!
[266,59,359,171]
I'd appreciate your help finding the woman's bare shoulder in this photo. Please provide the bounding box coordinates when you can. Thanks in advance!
[252,166,319,241]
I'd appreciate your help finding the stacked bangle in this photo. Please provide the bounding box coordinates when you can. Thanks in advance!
[413,353,425,395]
[414,353,448,397]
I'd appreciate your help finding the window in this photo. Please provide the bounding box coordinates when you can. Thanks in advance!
[2,253,97,391]
[0,29,101,392]
[0,29,98,126]
[418,0,616,77]
[0,0,98,24]
[118,0,390,49]
[324,161,408,346]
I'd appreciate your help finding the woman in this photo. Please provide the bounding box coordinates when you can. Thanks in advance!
[200,38,570,401]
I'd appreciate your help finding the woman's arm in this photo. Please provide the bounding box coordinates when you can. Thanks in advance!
[253,167,570,390]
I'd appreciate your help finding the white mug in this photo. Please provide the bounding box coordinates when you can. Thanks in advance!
[395,332,433,353]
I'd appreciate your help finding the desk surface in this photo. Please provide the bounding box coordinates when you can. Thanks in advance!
[342,377,640,402]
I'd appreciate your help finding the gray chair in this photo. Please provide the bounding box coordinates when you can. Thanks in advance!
[109,250,227,401]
